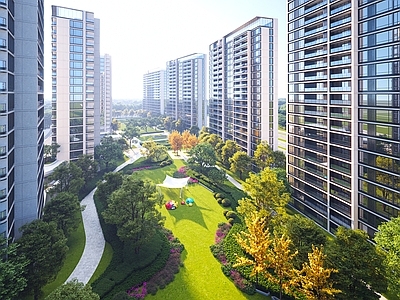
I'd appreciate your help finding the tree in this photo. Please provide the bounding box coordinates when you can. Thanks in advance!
[237,167,290,218]
[375,216,400,298]
[44,143,60,163]
[75,155,98,188]
[234,213,298,300]
[48,161,84,195]
[221,140,241,167]
[187,143,217,174]
[273,150,286,169]
[207,168,226,185]
[94,136,124,171]
[141,140,168,162]
[284,214,327,268]
[42,192,81,236]
[0,238,28,300]
[17,220,68,300]
[254,141,274,170]
[189,125,200,136]
[111,118,119,132]
[102,177,164,252]
[122,122,140,148]
[168,130,183,154]
[298,245,341,300]
[95,172,124,207]
[163,116,174,131]
[327,227,387,300]
[45,279,100,300]
[182,130,198,150]
[229,151,252,180]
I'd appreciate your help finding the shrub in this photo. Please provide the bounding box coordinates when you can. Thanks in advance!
[221,263,232,277]
[227,218,235,225]
[223,210,229,217]
[221,198,232,207]
[225,211,237,219]
[217,198,223,204]
[215,193,225,199]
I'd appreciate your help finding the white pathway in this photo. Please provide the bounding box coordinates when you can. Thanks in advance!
[66,148,142,284]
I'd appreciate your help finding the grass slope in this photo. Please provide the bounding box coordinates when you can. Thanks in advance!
[132,161,266,300]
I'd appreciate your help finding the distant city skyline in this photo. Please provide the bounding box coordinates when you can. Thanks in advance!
[45,0,287,100]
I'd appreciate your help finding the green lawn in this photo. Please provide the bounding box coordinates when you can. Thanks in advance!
[131,160,266,300]
[41,212,86,299]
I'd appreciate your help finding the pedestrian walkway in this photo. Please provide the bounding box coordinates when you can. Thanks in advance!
[66,148,142,284]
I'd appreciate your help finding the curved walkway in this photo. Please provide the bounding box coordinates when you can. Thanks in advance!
[66,148,142,284]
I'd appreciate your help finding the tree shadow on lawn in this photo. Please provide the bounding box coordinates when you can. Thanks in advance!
[162,188,212,230]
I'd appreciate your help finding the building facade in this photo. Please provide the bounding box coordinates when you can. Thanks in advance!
[0,0,45,239]
[209,17,278,156]
[100,54,112,133]
[143,69,166,116]
[287,0,400,237]
[165,53,206,130]
[51,6,101,161]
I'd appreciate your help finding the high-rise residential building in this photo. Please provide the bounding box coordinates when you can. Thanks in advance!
[143,69,166,116]
[100,54,112,133]
[287,0,400,237]
[209,17,278,156]
[165,53,206,130]
[51,6,101,161]
[0,0,45,240]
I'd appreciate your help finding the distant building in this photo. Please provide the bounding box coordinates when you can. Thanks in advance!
[165,53,206,130]
[143,70,166,116]
[100,54,112,133]
[208,17,278,156]
[287,0,400,237]
[51,6,101,161]
[1,0,45,239]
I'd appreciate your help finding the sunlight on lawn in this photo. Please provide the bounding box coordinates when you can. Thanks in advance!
[134,160,266,300]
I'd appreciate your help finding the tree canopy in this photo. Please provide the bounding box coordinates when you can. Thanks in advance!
[375,216,400,298]
[168,130,183,154]
[327,227,387,300]
[141,140,168,162]
[229,150,252,180]
[48,161,84,195]
[187,143,217,174]
[0,238,28,300]
[17,220,68,300]
[45,279,99,300]
[221,140,241,167]
[102,177,164,252]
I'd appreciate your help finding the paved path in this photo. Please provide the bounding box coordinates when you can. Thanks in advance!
[66,148,142,284]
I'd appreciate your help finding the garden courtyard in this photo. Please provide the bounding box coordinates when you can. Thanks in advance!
[130,159,267,300]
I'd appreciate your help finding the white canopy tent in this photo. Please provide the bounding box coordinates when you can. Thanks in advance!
[157,175,190,198]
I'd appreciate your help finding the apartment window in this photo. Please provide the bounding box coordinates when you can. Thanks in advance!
[70,45,83,53]
[0,209,5,221]
[0,167,6,177]
[70,29,83,36]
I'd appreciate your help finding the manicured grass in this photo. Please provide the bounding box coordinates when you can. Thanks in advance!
[140,134,168,141]
[88,242,113,285]
[41,212,86,299]
[132,161,266,300]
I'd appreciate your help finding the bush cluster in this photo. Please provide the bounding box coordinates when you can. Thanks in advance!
[211,192,233,208]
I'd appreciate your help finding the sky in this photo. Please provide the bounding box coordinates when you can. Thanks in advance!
[45,0,287,100]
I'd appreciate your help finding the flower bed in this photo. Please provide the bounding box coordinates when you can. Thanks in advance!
[127,228,185,299]
[210,222,256,295]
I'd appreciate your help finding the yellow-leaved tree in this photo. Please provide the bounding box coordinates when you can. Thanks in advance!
[234,213,298,300]
[299,245,341,300]
[168,130,183,154]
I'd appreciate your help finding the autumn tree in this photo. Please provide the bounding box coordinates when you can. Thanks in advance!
[42,192,81,236]
[141,140,168,162]
[48,161,84,195]
[0,238,28,300]
[327,227,387,300]
[237,167,290,218]
[102,177,164,252]
[229,150,252,180]
[234,213,298,300]
[182,130,198,150]
[17,220,68,300]
[168,130,183,154]
[187,143,217,174]
[375,216,400,298]
[299,245,340,300]
[45,279,100,300]
[221,140,241,167]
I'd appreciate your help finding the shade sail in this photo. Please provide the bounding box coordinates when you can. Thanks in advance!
[157,175,190,189]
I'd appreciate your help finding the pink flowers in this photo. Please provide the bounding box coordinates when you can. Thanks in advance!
[127,282,147,299]
[214,223,232,244]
